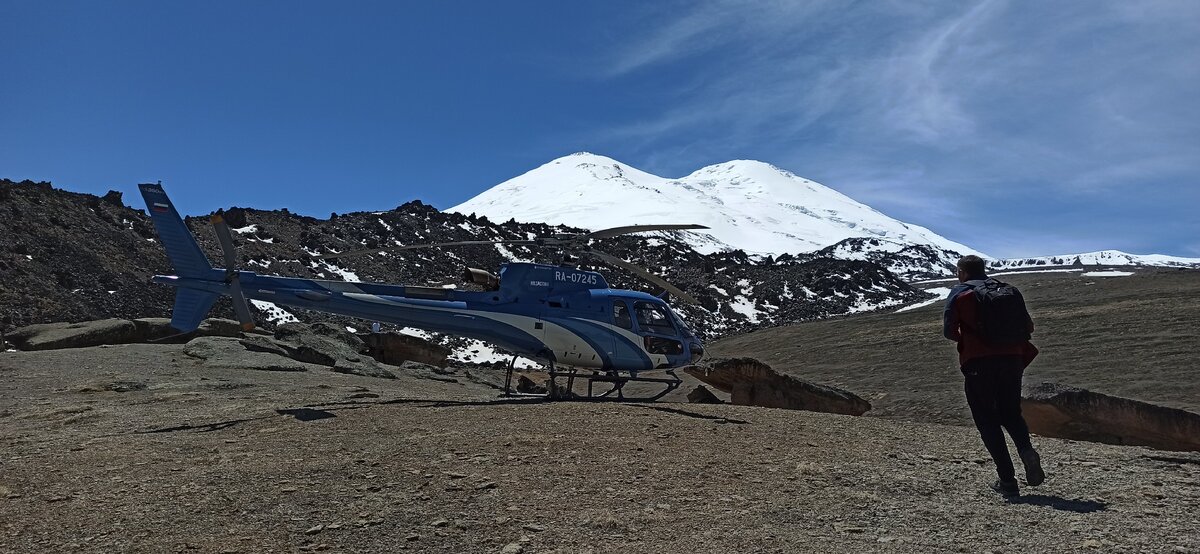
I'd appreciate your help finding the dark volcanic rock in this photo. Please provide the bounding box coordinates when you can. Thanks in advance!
[0,178,930,343]
[1022,382,1200,452]
[684,357,871,416]
[798,237,963,281]
[516,374,547,394]
[686,385,724,404]
[0,179,175,331]
[362,331,450,367]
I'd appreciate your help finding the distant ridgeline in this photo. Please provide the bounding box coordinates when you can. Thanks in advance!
[0,179,933,342]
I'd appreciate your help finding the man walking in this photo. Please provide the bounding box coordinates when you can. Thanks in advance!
[943,255,1045,497]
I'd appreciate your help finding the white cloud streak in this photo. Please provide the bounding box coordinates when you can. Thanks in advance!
[579,0,1200,257]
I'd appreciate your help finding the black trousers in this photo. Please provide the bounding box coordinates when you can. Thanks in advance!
[962,355,1033,481]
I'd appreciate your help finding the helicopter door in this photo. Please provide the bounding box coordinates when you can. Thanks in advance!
[607,300,637,369]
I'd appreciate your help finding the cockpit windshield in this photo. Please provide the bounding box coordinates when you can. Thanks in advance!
[633,301,677,335]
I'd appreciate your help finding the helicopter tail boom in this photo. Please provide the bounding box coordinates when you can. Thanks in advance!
[139,183,258,332]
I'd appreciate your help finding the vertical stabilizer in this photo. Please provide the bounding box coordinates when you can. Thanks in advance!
[138,183,212,278]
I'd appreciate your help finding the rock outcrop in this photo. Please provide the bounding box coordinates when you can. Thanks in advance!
[5,317,245,351]
[362,331,451,367]
[183,336,311,372]
[684,358,870,415]
[256,322,397,379]
[1022,382,1200,452]
[183,323,407,378]
[686,385,724,404]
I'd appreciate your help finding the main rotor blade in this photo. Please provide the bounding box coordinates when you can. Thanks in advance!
[584,224,710,241]
[312,240,539,260]
[585,249,699,305]
[210,213,240,270]
[227,278,256,331]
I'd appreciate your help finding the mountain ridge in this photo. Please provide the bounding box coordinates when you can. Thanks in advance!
[449,152,983,260]
[450,152,1200,276]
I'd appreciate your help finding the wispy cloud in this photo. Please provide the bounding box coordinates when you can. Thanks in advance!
[578,0,1200,257]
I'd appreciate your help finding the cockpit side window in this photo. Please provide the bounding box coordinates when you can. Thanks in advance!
[613,302,632,329]
[633,301,677,335]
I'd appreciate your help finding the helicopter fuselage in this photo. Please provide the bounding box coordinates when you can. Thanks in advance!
[139,182,703,374]
[153,262,704,372]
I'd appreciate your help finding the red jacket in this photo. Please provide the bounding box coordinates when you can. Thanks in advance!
[943,286,1038,368]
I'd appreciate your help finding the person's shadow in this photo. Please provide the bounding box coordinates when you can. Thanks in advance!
[1007,494,1107,513]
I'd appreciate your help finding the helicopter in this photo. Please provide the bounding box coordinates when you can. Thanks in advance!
[138,183,708,401]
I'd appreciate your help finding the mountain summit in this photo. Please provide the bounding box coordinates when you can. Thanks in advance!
[449,152,981,258]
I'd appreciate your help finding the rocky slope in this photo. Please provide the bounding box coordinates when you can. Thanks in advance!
[708,268,1200,426]
[0,179,927,347]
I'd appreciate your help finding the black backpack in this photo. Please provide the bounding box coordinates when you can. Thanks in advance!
[968,278,1032,344]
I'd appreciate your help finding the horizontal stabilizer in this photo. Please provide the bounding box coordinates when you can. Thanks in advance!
[170,288,219,333]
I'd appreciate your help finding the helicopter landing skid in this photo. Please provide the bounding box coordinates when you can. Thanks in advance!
[502,356,682,402]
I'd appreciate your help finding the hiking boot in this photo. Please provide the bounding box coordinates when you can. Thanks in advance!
[1020,448,1045,487]
[991,478,1020,497]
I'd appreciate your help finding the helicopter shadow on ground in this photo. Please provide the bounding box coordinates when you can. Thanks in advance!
[382,396,752,424]
[1006,494,1108,513]
[131,397,751,435]
[135,407,349,434]
[631,404,750,425]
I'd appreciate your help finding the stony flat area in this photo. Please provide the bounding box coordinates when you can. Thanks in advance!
[2,343,1199,553]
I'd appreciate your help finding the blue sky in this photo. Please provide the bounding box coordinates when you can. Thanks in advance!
[2,1,1197,258]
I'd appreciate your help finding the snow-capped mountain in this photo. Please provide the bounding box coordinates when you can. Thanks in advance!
[449,152,981,260]
[989,250,1200,271]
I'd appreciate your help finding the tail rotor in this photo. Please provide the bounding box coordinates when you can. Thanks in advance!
[210,212,256,331]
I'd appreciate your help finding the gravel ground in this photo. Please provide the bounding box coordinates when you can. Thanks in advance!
[2,344,1198,553]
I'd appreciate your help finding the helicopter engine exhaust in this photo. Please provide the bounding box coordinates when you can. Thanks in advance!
[462,267,501,290]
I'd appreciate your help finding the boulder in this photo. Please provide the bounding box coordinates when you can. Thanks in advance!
[272,322,368,366]
[516,374,548,394]
[683,357,870,416]
[361,331,451,367]
[4,317,256,351]
[6,319,140,351]
[1022,382,1200,452]
[131,318,180,341]
[686,385,724,404]
[265,322,395,378]
[183,337,309,372]
[196,318,245,338]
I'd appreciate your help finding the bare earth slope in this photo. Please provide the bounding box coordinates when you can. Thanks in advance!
[2,343,1198,553]
[708,269,1200,425]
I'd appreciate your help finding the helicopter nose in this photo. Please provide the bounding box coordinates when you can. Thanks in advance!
[689,341,705,363]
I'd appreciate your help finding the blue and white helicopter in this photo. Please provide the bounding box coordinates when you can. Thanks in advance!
[139,183,707,400]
